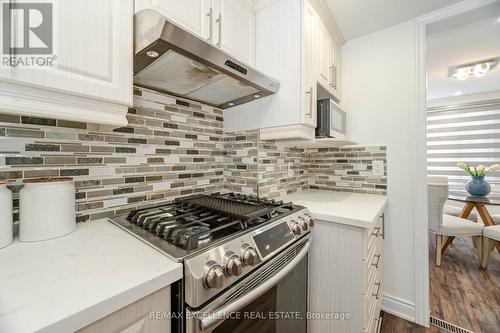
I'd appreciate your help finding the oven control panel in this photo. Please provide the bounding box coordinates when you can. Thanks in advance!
[183,209,314,308]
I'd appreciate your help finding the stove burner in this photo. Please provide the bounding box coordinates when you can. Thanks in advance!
[124,193,298,252]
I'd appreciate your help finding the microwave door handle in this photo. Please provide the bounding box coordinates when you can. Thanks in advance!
[199,239,312,330]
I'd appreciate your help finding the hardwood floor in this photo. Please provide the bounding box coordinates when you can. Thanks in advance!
[429,233,500,333]
[380,312,444,332]
[382,235,500,333]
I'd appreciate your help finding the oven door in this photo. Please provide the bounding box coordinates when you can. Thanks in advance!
[329,100,346,138]
[186,236,310,333]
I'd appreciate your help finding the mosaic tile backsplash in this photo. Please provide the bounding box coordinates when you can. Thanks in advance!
[0,86,386,222]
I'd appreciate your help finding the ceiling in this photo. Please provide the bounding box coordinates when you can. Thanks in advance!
[426,16,500,100]
[324,0,461,40]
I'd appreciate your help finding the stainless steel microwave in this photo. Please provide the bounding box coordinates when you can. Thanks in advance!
[315,98,346,138]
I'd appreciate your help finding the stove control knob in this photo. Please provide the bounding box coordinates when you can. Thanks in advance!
[298,219,309,231]
[305,215,314,227]
[224,252,243,276]
[241,244,258,266]
[290,222,302,235]
[205,261,224,289]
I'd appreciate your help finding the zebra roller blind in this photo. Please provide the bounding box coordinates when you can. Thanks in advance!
[427,100,500,200]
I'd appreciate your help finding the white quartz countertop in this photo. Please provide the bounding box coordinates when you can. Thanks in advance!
[0,219,183,333]
[281,190,388,229]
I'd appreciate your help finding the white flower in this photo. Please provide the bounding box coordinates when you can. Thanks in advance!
[489,164,500,171]
[456,162,468,170]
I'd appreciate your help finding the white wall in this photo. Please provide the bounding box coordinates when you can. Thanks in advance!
[341,20,423,320]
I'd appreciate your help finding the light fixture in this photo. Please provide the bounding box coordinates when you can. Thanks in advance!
[453,91,462,96]
[473,62,491,77]
[228,102,235,106]
[449,57,499,80]
[146,50,159,58]
[253,94,261,98]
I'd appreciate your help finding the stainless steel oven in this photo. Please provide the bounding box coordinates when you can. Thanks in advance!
[186,235,310,333]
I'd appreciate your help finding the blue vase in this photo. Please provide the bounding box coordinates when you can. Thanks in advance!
[465,176,491,197]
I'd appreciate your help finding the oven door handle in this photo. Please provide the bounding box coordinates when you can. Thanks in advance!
[199,238,311,330]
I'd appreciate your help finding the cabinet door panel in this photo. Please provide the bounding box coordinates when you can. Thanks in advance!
[135,0,205,38]
[216,0,255,65]
[303,0,317,127]
[317,20,330,89]
[0,0,133,106]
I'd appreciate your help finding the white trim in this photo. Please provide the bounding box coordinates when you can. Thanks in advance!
[259,123,315,140]
[428,91,500,108]
[0,81,128,126]
[409,0,499,327]
[413,16,429,327]
[382,293,416,322]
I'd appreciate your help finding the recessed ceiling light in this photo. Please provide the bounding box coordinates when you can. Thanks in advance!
[146,50,159,58]
[228,102,235,106]
[453,91,462,96]
[253,94,261,98]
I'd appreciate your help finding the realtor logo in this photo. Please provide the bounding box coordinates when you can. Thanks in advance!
[2,2,53,55]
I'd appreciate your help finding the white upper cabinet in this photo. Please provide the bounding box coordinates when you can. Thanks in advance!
[136,0,255,66]
[212,0,255,65]
[317,19,331,90]
[329,36,341,100]
[224,0,343,140]
[135,0,207,38]
[0,0,133,126]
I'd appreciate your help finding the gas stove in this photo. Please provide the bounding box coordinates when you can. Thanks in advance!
[109,192,313,332]
[110,192,309,262]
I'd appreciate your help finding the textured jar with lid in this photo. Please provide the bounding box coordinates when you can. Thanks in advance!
[19,178,76,242]
[0,179,13,248]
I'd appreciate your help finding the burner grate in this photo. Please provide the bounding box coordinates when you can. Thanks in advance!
[179,195,273,221]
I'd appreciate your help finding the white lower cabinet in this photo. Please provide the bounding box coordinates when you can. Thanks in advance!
[77,286,171,333]
[0,0,133,126]
[309,215,384,333]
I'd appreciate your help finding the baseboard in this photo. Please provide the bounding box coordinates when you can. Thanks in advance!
[381,293,416,323]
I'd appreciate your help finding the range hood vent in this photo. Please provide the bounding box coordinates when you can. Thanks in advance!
[134,9,279,109]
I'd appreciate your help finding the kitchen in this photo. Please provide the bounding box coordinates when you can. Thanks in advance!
[0,1,497,333]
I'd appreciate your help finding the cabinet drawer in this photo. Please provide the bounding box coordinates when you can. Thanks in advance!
[363,269,383,329]
[362,216,384,260]
[362,244,382,295]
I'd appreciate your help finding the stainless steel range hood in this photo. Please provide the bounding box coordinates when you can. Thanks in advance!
[134,9,279,109]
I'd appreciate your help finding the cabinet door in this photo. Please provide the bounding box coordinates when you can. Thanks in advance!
[135,0,206,39]
[317,20,331,90]
[212,0,255,65]
[330,37,341,100]
[77,287,171,333]
[302,0,317,127]
[0,0,133,106]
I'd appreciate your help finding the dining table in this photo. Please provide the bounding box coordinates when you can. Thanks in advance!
[448,194,500,252]
[448,195,500,225]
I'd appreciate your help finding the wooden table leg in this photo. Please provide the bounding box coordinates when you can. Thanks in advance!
[475,203,500,253]
[475,204,494,226]
[441,236,455,253]
[458,202,475,219]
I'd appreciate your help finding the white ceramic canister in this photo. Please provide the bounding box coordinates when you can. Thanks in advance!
[0,179,13,248]
[19,178,76,242]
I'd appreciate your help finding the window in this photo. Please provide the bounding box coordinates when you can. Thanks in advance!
[427,100,500,200]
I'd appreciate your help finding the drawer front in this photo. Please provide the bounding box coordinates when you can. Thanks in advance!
[362,243,381,295]
[363,267,383,329]
[362,215,384,260]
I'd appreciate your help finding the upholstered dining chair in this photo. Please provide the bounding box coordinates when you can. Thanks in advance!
[482,225,500,268]
[428,176,484,266]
